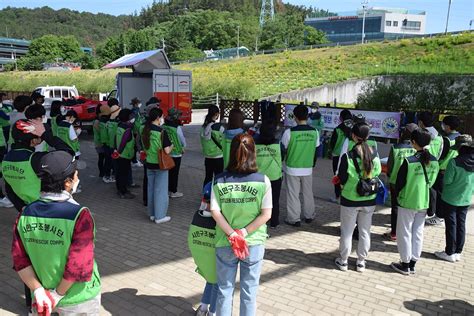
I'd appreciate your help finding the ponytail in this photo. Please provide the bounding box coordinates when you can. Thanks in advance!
[351,123,373,177]
[203,105,219,127]
[227,133,258,174]
[411,128,432,166]
[142,108,163,150]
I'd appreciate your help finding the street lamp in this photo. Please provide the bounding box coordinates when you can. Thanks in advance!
[237,25,240,58]
[445,0,452,35]
[361,0,369,44]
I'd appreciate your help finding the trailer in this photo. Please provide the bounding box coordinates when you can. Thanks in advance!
[103,50,192,124]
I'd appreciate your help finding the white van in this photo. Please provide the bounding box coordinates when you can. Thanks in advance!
[32,86,79,107]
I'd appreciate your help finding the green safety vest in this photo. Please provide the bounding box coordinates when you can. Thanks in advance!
[187,211,217,284]
[256,143,282,181]
[397,154,439,210]
[0,124,5,147]
[18,200,101,306]
[162,124,183,156]
[133,113,144,134]
[429,135,443,160]
[286,125,318,169]
[98,118,109,146]
[50,115,59,137]
[389,143,416,185]
[332,128,346,156]
[341,146,382,202]
[212,172,268,248]
[57,122,80,154]
[2,148,41,204]
[200,123,224,158]
[144,125,163,165]
[115,124,135,160]
[106,120,119,149]
[222,137,233,169]
[439,133,460,170]
[92,120,101,146]
[0,105,12,128]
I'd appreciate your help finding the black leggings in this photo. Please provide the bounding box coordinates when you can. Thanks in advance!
[203,157,224,188]
[168,157,182,193]
[270,178,282,227]
[116,158,131,194]
[98,152,106,177]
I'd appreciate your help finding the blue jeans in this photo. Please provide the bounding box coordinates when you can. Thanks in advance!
[216,245,265,316]
[147,169,169,219]
[201,282,218,314]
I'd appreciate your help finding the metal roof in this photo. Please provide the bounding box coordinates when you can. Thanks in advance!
[102,49,171,72]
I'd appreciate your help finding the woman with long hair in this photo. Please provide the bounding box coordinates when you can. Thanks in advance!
[335,122,381,272]
[200,105,225,187]
[142,108,173,224]
[222,108,244,169]
[391,128,439,275]
[210,133,272,315]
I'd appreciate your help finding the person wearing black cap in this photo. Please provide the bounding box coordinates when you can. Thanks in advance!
[31,92,45,107]
[3,119,74,212]
[114,109,136,199]
[11,151,101,316]
[57,110,81,159]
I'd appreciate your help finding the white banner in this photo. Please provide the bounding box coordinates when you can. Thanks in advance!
[284,105,402,139]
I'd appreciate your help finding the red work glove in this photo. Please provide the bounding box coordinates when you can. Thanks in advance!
[228,231,249,260]
[139,150,147,162]
[332,175,341,185]
[111,150,120,159]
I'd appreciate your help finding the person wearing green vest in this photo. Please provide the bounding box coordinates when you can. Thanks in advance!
[114,109,136,199]
[163,108,187,198]
[0,92,12,144]
[92,105,105,179]
[210,133,272,316]
[334,122,381,272]
[434,135,473,263]
[329,109,352,203]
[390,128,439,275]
[141,108,173,224]
[384,123,418,241]
[201,105,225,188]
[281,105,319,227]
[98,103,113,183]
[308,102,324,134]
[106,100,121,183]
[49,100,64,137]
[12,151,101,316]
[223,108,244,170]
[428,115,462,226]
[254,119,283,228]
[57,110,81,159]
[4,119,74,212]
[189,182,218,316]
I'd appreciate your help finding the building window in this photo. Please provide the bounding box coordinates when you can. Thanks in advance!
[393,21,398,27]
[403,21,421,30]
[386,21,392,26]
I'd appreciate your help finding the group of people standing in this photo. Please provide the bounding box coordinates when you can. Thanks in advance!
[190,104,472,315]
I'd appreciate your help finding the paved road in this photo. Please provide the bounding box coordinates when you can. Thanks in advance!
[0,111,472,315]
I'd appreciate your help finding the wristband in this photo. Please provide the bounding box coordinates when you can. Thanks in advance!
[241,228,248,237]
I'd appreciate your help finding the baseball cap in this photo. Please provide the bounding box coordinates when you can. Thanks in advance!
[453,134,473,150]
[37,151,77,182]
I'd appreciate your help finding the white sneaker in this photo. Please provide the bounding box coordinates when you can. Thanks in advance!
[132,162,143,168]
[0,197,14,208]
[434,251,455,262]
[109,176,116,183]
[169,192,184,198]
[356,260,366,273]
[154,216,171,224]
[454,253,462,262]
[149,216,155,222]
[425,216,444,226]
[335,257,348,271]
[102,176,111,183]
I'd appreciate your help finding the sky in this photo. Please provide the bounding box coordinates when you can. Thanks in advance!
[1,0,472,33]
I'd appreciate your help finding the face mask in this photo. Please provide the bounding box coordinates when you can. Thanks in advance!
[72,179,80,194]
[160,117,164,125]
[138,103,142,108]
[60,107,67,115]
[441,122,447,132]
[129,118,135,124]
[42,117,47,124]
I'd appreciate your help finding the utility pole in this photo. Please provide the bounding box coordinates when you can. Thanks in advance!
[361,0,369,44]
[445,0,452,35]
[161,38,166,50]
[470,19,474,30]
[237,25,240,58]
[259,0,275,28]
